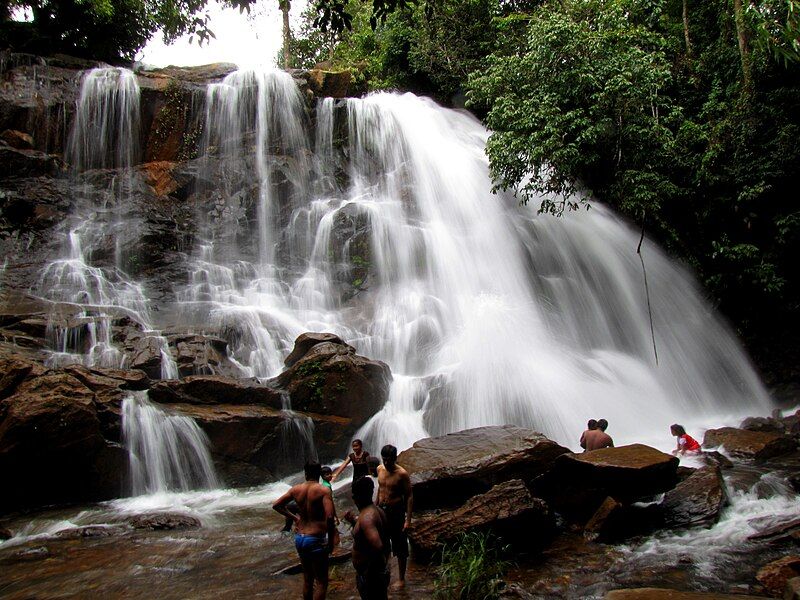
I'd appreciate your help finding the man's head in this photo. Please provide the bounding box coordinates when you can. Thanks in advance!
[587,419,598,430]
[381,444,398,470]
[597,419,608,432]
[352,475,375,509]
[367,456,380,477]
[352,439,363,453]
[304,461,322,481]
[321,465,333,482]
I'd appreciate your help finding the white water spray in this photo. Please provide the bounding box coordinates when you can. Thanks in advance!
[122,393,219,496]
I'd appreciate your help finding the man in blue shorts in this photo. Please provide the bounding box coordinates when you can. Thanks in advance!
[273,462,339,600]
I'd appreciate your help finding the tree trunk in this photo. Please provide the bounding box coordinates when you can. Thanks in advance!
[682,0,693,57]
[280,0,292,70]
[733,0,752,88]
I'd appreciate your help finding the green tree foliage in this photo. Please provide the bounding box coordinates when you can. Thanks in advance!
[467,0,800,347]
[0,0,251,61]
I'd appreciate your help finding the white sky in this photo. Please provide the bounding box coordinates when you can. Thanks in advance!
[137,0,307,68]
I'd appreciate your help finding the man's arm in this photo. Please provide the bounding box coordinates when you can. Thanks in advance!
[579,432,587,449]
[361,513,386,564]
[322,489,339,552]
[273,488,298,523]
[402,471,413,530]
[331,456,351,481]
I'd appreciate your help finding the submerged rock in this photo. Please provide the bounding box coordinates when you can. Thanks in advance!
[407,479,554,560]
[397,425,570,510]
[748,517,800,543]
[127,513,202,530]
[56,525,129,539]
[605,589,769,599]
[661,465,728,529]
[703,428,796,460]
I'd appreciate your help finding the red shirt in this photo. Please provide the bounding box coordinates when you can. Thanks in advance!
[679,433,701,452]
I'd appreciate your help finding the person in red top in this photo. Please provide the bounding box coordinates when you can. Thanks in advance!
[670,424,702,455]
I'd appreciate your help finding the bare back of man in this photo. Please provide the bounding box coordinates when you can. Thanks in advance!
[353,505,390,600]
[583,429,614,451]
[274,473,338,600]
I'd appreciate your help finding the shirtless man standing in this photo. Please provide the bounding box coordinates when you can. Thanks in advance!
[351,476,390,600]
[273,462,339,600]
[377,444,413,588]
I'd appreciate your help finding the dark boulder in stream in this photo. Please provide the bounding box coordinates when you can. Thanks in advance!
[397,425,570,510]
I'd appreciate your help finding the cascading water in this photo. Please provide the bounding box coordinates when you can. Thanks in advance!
[35,67,178,377]
[175,78,770,452]
[122,392,219,495]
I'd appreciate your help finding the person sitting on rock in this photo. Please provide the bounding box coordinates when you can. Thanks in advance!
[670,423,702,455]
[584,418,614,451]
[332,439,370,483]
[579,419,598,451]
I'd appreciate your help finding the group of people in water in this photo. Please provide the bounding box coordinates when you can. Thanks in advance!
[275,422,709,599]
[273,439,411,600]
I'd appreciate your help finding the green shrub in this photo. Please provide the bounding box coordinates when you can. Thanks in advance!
[433,531,510,600]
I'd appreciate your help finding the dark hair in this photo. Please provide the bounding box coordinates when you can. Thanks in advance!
[352,475,374,502]
[670,424,686,436]
[597,419,608,431]
[321,466,332,476]
[352,439,363,446]
[381,444,398,459]
[588,419,598,430]
[366,456,380,467]
[304,461,322,481]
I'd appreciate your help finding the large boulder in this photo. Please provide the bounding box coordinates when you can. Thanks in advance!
[756,556,800,597]
[406,479,554,560]
[703,428,796,460]
[661,465,728,529]
[531,444,679,521]
[283,332,348,368]
[0,370,126,513]
[397,425,570,510]
[273,334,391,427]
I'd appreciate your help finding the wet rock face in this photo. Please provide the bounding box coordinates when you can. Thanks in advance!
[661,465,728,529]
[0,358,135,513]
[407,479,555,560]
[530,444,679,522]
[703,427,797,460]
[756,556,800,597]
[397,425,570,510]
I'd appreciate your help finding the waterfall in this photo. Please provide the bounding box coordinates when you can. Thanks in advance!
[35,67,177,378]
[175,77,769,452]
[122,393,219,496]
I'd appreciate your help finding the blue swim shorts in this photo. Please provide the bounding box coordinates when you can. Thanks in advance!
[294,533,327,559]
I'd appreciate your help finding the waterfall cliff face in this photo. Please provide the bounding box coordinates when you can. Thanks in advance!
[167,71,769,450]
[34,67,771,452]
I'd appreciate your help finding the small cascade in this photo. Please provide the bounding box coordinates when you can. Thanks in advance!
[122,393,219,496]
[278,392,318,465]
[178,68,317,378]
[34,67,177,378]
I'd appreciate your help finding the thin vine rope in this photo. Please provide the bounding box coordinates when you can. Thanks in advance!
[637,211,659,365]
